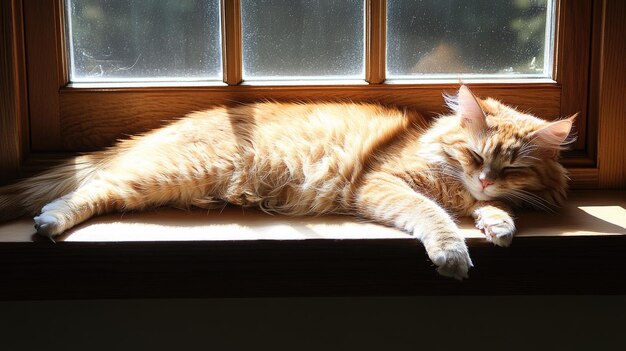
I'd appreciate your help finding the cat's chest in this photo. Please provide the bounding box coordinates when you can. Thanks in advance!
[419,172,476,215]
[439,184,475,213]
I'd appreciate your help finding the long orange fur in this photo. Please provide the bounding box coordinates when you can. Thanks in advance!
[0,86,575,279]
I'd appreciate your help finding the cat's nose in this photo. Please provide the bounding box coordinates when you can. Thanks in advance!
[480,178,494,189]
[479,172,495,188]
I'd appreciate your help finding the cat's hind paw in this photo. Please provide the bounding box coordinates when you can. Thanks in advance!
[34,213,65,238]
[474,207,515,247]
[34,201,72,238]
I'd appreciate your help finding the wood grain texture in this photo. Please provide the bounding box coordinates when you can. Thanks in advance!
[23,0,64,151]
[597,0,626,188]
[568,168,599,189]
[584,0,605,165]
[58,84,561,150]
[555,0,594,152]
[222,0,242,85]
[365,0,385,84]
[0,0,27,181]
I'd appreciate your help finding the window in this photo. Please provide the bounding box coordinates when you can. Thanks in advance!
[66,0,223,83]
[387,0,554,79]
[241,0,365,81]
[2,0,610,187]
[64,0,555,83]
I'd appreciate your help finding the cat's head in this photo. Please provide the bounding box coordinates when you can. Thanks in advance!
[440,85,575,209]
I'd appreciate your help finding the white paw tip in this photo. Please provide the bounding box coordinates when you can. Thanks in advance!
[492,235,513,247]
[34,214,59,226]
[432,252,447,266]
[33,214,63,237]
[491,226,512,237]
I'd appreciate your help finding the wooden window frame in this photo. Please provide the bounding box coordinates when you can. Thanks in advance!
[3,0,620,189]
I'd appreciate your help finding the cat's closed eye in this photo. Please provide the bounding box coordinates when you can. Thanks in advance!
[469,149,483,165]
[501,166,529,176]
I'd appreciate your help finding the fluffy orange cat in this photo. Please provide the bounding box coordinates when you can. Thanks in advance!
[0,86,575,279]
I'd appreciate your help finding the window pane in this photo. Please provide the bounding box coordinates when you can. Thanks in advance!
[66,0,222,83]
[242,0,364,81]
[387,0,554,79]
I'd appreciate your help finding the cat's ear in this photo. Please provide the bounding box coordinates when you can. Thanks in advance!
[457,85,487,132]
[531,114,577,158]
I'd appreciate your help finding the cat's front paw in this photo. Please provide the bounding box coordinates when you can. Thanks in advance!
[426,237,473,280]
[474,207,515,247]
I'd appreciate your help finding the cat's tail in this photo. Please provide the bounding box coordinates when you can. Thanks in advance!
[0,154,103,222]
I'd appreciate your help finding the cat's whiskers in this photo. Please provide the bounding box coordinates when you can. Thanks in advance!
[499,194,522,207]
[501,192,538,210]
[515,188,558,210]
[507,189,556,213]
[433,164,464,181]
[517,142,541,162]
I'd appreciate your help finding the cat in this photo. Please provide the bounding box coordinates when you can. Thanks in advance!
[0,85,575,279]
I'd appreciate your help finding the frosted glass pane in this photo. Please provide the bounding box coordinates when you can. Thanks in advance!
[66,0,222,82]
[387,0,554,79]
[242,0,365,80]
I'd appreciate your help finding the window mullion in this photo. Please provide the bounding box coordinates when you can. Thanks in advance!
[221,0,242,85]
[366,0,386,84]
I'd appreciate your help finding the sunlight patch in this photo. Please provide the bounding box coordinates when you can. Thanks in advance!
[578,206,626,230]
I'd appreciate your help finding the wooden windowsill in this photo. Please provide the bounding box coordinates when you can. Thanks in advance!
[1,190,625,299]
[2,190,625,242]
